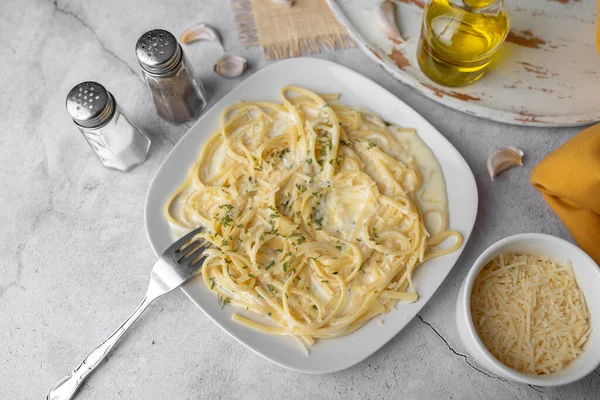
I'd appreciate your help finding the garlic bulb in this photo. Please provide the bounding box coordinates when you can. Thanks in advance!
[214,55,247,78]
[376,0,403,44]
[180,24,224,51]
[487,147,524,181]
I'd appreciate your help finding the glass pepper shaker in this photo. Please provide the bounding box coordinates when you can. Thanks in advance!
[135,29,207,123]
[65,81,151,172]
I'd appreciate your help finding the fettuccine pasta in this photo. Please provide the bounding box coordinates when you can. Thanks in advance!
[165,86,462,350]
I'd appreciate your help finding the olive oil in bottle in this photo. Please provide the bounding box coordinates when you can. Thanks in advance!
[417,0,510,87]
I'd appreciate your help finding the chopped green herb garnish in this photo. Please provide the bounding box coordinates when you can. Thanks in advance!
[218,294,231,308]
[210,277,216,290]
[315,216,323,228]
[219,206,233,227]
[367,142,377,149]
[296,184,307,192]
[312,305,318,310]
[221,297,231,309]
[265,260,275,270]
[278,148,290,159]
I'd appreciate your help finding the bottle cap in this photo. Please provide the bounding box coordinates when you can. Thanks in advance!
[65,81,115,128]
[135,29,181,75]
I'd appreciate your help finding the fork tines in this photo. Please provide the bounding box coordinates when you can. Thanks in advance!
[165,226,209,266]
[167,226,205,253]
[178,240,209,265]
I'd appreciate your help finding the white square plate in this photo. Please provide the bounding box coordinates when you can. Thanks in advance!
[145,57,478,373]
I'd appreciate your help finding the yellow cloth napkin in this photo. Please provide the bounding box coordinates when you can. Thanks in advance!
[530,124,600,264]
[232,0,354,60]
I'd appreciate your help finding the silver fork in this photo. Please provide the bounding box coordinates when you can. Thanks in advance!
[46,226,209,400]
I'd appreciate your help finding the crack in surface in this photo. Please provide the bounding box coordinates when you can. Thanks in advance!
[156,121,193,147]
[594,369,600,378]
[417,315,550,399]
[0,243,26,297]
[417,315,509,382]
[157,129,176,147]
[0,153,52,297]
[0,147,65,298]
[51,0,142,82]
[527,385,544,400]
[0,203,59,297]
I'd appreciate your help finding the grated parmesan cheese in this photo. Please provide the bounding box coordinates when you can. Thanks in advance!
[470,253,591,375]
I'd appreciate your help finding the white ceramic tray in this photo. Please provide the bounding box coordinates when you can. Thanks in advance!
[326,0,600,126]
[145,57,478,373]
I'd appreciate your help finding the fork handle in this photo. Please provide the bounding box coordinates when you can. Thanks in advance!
[46,294,156,400]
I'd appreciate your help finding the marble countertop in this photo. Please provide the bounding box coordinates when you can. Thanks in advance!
[2,0,598,399]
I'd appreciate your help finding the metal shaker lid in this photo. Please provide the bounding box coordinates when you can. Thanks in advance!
[135,29,181,75]
[66,81,115,128]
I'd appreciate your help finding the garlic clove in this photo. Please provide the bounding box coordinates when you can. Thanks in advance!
[272,0,294,6]
[180,24,224,51]
[376,0,404,44]
[487,146,525,181]
[214,54,247,78]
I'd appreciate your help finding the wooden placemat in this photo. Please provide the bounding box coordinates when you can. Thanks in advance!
[232,0,354,60]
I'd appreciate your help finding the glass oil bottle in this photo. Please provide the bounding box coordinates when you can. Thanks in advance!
[417,0,510,87]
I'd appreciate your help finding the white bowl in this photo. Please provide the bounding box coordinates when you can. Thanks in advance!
[456,233,600,386]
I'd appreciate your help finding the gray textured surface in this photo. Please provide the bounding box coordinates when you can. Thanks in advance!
[2,0,599,399]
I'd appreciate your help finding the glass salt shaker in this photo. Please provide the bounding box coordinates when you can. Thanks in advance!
[66,81,151,172]
[135,29,207,123]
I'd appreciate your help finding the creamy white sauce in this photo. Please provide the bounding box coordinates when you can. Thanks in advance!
[392,127,448,236]
[171,107,449,241]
